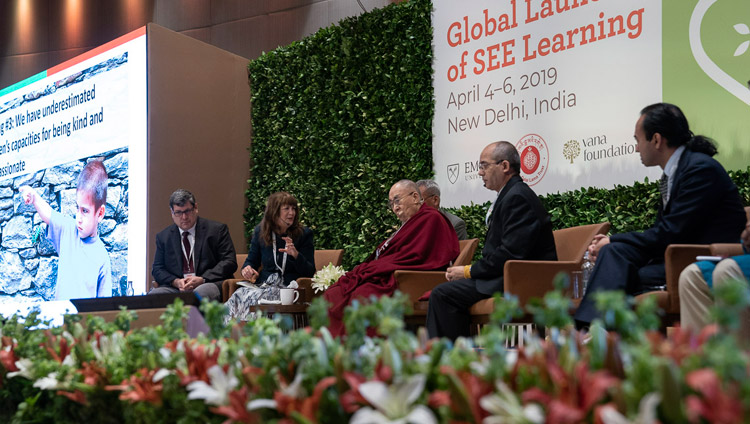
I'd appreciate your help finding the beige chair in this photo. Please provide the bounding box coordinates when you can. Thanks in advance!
[635,206,750,328]
[709,243,745,258]
[393,238,480,306]
[633,244,711,327]
[468,222,611,333]
[222,249,344,302]
[295,249,345,303]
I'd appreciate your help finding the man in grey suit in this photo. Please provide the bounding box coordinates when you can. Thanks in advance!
[416,179,468,240]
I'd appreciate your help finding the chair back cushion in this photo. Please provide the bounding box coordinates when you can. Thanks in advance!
[454,238,480,266]
[313,249,344,271]
[233,254,247,279]
[552,222,610,262]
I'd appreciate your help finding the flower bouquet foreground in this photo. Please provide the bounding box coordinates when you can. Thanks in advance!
[311,263,347,294]
[1,275,750,423]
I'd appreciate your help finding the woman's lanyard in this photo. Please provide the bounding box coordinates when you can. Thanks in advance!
[272,235,288,277]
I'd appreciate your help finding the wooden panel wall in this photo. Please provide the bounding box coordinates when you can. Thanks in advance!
[0,0,397,89]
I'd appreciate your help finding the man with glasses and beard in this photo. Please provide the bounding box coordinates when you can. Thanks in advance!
[427,141,557,340]
[150,189,237,301]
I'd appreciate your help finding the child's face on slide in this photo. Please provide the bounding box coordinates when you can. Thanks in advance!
[76,191,102,239]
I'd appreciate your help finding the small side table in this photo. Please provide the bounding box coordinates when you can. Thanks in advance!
[248,304,309,330]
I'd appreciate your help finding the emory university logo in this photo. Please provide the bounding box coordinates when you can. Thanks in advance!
[447,163,459,184]
[516,134,549,186]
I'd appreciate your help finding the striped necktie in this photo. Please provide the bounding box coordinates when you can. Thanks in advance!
[659,173,669,208]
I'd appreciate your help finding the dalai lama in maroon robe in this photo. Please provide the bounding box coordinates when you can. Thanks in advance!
[324,179,460,337]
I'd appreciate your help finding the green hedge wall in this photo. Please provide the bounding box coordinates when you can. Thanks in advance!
[246,0,434,266]
[449,170,750,261]
[247,0,750,268]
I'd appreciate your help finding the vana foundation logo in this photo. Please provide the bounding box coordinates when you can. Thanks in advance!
[690,0,750,105]
[561,134,637,163]
[563,140,581,163]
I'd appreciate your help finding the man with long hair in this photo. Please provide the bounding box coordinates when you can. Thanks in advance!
[575,103,746,328]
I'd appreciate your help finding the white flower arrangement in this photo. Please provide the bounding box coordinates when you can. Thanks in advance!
[311,263,346,293]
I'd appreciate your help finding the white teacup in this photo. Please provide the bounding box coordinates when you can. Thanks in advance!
[280,288,299,305]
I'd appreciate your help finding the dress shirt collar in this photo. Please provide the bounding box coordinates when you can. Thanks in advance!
[485,184,508,226]
[181,225,196,238]
[662,145,685,203]
[663,145,685,180]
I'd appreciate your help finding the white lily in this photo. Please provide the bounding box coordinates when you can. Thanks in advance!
[33,371,71,390]
[92,332,125,362]
[152,368,172,383]
[350,374,437,424]
[480,381,544,424]
[599,393,661,424]
[7,358,34,379]
[247,398,278,411]
[311,264,346,293]
[186,365,238,405]
[62,353,76,367]
[281,370,306,398]
[247,370,305,412]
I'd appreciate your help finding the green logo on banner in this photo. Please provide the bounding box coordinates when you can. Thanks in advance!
[690,0,750,105]
[663,0,750,172]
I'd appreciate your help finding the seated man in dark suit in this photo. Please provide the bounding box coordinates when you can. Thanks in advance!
[427,141,557,340]
[416,179,469,240]
[575,103,746,327]
[150,189,237,301]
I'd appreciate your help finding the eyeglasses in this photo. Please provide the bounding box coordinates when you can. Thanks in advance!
[171,207,194,217]
[478,160,506,171]
[388,191,417,209]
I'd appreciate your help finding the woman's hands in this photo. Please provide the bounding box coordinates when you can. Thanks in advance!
[241,265,259,282]
[279,236,299,259]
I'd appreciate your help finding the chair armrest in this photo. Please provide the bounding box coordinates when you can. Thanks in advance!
[222,279,246,303]
[664,244,712,313]
[710,243,744,258]
[393,271,448,304]
[503,260,580,307]
[296,277,321,303]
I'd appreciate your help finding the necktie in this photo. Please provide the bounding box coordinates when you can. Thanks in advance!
[659,173,669,208]
[182,231,194,274]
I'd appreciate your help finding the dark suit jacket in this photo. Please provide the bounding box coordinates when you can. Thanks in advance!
[472,175,557,295]
[152,216,238,287]
[611,149,746,258]
[441,209,469,240]
[242,225,315,286]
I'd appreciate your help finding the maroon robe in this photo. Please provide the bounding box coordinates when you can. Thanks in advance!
[324,203,459,336]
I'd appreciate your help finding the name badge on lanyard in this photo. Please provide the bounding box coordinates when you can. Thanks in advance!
[272,236,288,277]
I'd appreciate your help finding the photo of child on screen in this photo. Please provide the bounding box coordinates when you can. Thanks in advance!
[19,160,112,300]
